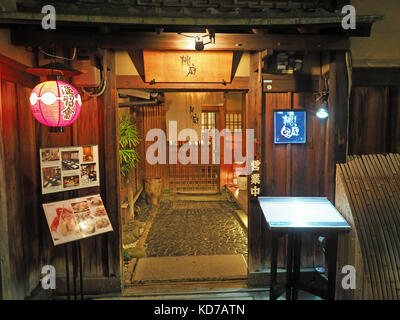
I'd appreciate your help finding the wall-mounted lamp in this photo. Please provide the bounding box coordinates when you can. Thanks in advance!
[315,77,329,120]
[316,107,329,119]
[195,36,205,51]
[179,30,215,51]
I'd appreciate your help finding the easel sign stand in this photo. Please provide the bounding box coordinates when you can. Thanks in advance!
[64,240,84,300]
[258,197,351,300]
[62,189,84,300]
[42,188,113,300]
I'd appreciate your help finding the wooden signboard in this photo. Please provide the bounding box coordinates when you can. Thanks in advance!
[143,50,233,83]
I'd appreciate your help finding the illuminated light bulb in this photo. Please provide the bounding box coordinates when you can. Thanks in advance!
[195,36,204,51]
[316,107,329,119]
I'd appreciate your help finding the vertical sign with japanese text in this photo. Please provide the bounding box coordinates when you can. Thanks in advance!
[250,159,261,197]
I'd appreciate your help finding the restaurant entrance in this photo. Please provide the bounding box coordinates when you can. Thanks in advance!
[119,89,249,290]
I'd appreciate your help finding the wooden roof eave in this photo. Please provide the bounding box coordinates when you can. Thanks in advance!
[0,11,382,31]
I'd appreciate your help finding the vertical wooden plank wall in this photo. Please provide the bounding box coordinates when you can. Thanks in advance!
[349,87,400,154]
[0,50,122,299]
[0,80,29,299]
[388,88,400,153]
[263,92,327,270]
[0,58,42,299]
[247,51,349,287]
[37,50,121,295]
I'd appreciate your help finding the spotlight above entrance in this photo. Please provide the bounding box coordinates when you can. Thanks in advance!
[178,30,216,51]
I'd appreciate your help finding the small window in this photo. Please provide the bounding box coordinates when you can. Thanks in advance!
[225,112,242,132]
[201,111,217,132]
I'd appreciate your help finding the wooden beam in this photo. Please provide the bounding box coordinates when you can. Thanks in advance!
[0,53,38,88]
[247,52,268,287]
[231,51,243,82]
[127,50,145,82]
[262,74,319,92]
[325,51,349,202]
[353,68,400,87]
[333,52,349,165]
[117,75,249,91]
[1,11,382,30]
[10,29,350,51]
[118,89,150,100]
[261,49,271,60]
[102,50,122,278]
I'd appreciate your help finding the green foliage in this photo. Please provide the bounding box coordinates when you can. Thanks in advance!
[123,247,134,262]
[119,115,140,177]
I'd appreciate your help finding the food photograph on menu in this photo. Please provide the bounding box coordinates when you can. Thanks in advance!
[82,146,94,162]
[43,194,113,246]
[81,163,97,184]
[40,145,100,194]
[63,175,80,188]
[42,167,62,190]
[61,150,80,170]
[41,149,60,162]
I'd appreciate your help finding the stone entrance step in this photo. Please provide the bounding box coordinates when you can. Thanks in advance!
[132,254,247,284]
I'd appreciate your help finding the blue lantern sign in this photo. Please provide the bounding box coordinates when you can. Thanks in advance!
[274,110,306,144]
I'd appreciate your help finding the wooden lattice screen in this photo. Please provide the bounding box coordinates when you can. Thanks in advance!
[169,163,219,193]
[225,112,242,132]
[169,140,219,193]
[168,111,220,193]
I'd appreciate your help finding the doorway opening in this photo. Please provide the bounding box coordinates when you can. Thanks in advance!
[119,90,249,293]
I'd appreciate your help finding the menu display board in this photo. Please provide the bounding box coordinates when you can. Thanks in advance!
[43,194,113,246]
[40,145,99,194]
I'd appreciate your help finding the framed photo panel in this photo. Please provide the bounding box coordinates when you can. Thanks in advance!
[42,194,113,246]
[40,145,99,194]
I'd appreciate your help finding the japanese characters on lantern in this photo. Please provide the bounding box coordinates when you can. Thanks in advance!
[29,80,82,127]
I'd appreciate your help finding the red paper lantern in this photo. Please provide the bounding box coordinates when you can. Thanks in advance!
[29,80,82,127]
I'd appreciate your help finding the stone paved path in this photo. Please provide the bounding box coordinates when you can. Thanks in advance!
[144,196,248,258]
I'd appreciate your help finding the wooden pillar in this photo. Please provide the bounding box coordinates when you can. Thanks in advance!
[102,50,122,280]
[247,52,268,286]
[325,51,349,202]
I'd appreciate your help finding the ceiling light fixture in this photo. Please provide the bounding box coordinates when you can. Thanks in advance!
[195,35,205,51]
[178,30,215,51]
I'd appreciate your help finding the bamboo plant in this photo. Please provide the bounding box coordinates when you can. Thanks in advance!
[119,115,140,177]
